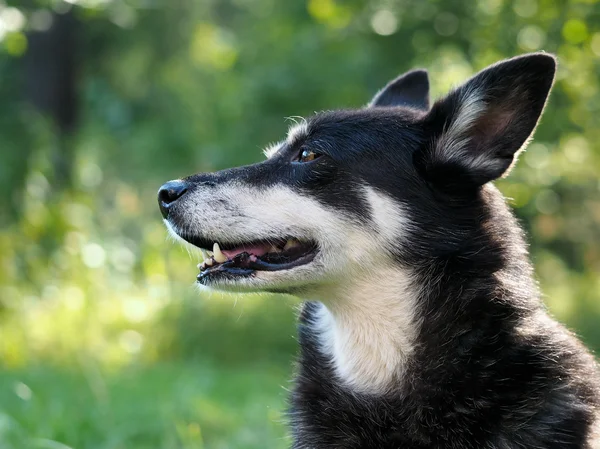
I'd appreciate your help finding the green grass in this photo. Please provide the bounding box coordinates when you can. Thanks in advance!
[0,259,299,449]
[0,361,292,449]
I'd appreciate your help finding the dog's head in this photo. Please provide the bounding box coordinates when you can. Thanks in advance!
[159,53,556,295]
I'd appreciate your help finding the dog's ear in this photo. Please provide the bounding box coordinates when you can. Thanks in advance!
[416,53,556,189]
[369,69,430,111]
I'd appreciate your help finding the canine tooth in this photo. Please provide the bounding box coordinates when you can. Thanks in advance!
[283,239,300,251]
[213,243,227,263]
[205,258,213,267]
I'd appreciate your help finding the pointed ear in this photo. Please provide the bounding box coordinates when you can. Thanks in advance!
[369,69,430,111]
[416,53,556,188]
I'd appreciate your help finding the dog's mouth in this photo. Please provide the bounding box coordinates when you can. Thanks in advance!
[182,236,318,282]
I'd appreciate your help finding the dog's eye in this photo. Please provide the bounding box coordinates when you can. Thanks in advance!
[298,149,321,163]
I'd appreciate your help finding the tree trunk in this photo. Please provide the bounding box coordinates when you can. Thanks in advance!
[25,10,78,187]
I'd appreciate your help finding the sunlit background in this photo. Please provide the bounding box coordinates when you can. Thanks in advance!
[0,0,599,448]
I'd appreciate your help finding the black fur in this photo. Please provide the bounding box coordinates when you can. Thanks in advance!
[160,53,600,447]
[292,187,600,447]
[286,54,600,448]
[369,69,430,110]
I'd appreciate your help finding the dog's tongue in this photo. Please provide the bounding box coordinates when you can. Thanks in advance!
[222,243,270,259]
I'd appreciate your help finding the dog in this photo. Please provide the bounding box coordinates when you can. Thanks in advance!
[158,52,600,448]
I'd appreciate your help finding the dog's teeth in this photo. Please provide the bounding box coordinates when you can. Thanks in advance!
[201,249,209,261]
[207,250,213,257]
[213,243,227,263]
[284,239,300,251]
[269,244,280,253]
[197,262,203,269]
[205,258,213,267]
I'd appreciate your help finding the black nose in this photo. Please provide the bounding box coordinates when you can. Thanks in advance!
[158,180,188,218]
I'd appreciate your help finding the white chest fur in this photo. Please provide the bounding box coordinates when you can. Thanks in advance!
[312,267,420,394]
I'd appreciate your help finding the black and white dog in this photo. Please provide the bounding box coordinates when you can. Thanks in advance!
[158,53,600,448]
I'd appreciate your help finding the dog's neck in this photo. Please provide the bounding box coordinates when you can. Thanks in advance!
[311,266,420,394]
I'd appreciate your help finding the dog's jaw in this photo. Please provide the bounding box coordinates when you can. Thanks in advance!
[163,180,412,296]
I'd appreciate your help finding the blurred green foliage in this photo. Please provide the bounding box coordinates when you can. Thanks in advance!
[0,0,599,447]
